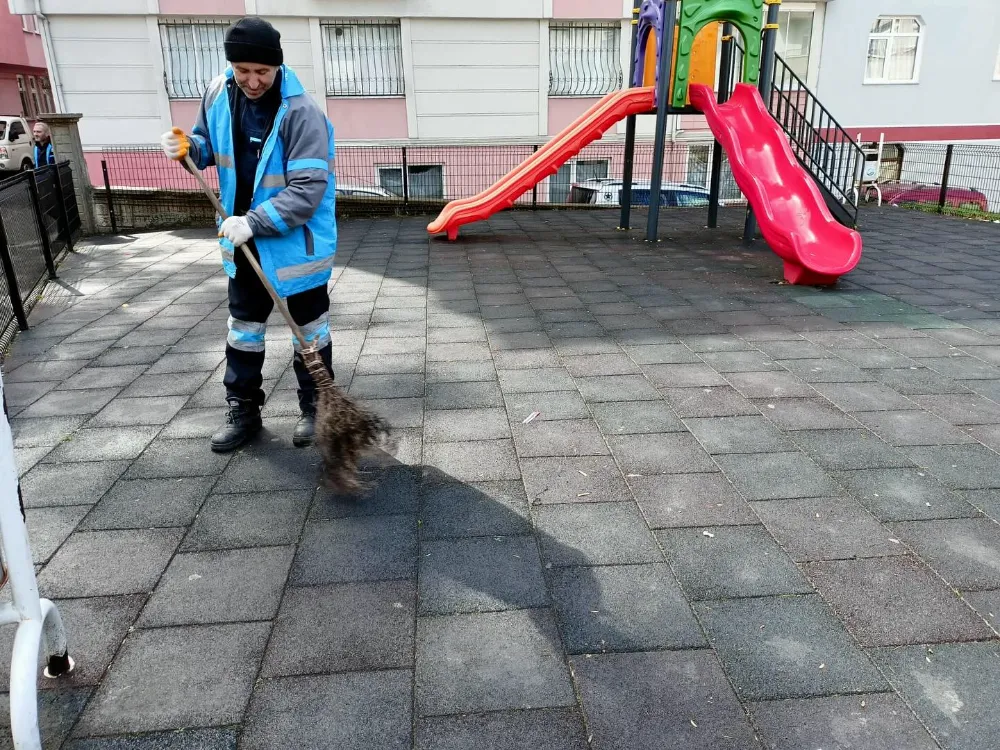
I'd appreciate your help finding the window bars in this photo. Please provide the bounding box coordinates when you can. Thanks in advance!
[321,20,405,97]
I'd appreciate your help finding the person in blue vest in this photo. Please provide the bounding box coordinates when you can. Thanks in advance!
[159,17,337,453]
[32,123,55,167]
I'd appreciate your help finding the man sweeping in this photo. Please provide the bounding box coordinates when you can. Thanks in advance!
[160,17,337,454]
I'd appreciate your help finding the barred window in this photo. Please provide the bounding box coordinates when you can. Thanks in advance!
[378,165,444,199]
[549,23,622,97]
[160,20,230,99]
[322,20,404,97]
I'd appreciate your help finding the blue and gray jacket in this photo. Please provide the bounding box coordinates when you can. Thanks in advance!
[186,65,337,299]
[34,142,54,168]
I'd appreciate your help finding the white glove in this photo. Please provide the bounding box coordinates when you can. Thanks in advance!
[220,216,253,246]
[160,127,189,161]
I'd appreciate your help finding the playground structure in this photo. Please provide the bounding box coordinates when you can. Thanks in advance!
[428,0,863,286]
[0,371,75,750]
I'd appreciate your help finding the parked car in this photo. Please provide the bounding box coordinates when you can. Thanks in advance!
[335,183,395,200]
[878,180,989,212]
[567,179,713,207]
[0,117,35,174]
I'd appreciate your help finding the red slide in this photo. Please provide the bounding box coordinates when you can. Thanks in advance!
[689,83,863,285]
[428,86,656,240]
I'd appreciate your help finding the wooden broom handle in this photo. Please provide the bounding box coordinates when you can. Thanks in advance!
[181,153,311,348]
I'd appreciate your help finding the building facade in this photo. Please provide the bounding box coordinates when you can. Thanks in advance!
[0,1,52,120]
[7,0,1000,199]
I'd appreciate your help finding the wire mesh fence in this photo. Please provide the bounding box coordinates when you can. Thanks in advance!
[863,142,1000,221]
[99,141,749,230]
[0,162,77,350]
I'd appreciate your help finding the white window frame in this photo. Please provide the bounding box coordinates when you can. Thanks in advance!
[549,22,623,97]
[375,164,445,199]
[547,158,610,202]
[27,77,41,118]
[21,15,39,34]
[686,144,712,189]
[774,3,823,87]
[321,20,405,97]
[159,20,231,100]
[864,15,925,85]
[994,45,1000,81]
[16,75,32,119]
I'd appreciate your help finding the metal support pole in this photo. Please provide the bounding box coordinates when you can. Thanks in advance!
[744,0,781,246]
[938,144,954,214]
[532,145,539,208]
[646,0,678,243]
[619,0,642,230]
[25,172,56,280]
[0,371,74,750]
[0,215,28,331]
[401,147,409,207]
[51,164,73,254]
[101,160,118,235]
[708,23,735,229]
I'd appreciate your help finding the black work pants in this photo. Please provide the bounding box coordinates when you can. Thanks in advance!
[224,241,333,411]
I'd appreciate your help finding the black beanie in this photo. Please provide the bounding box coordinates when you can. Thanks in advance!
[225,17,283,67]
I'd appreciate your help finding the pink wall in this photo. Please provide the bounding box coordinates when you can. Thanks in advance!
[87,141,696,204]
[170,98,410,142]
[549,97,602,136]
[169,100,202,131]
[0,75,23,116]
[158,0,245,14]
[553,0,624,19]
[327,98,408,141]
[86,150,220,192]
[0,2,46,71]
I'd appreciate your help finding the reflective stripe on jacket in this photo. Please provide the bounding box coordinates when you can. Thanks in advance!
[34,143,54,167]
[186,65,337,298]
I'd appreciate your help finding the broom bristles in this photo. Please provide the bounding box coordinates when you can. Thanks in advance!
[301,348,391,494]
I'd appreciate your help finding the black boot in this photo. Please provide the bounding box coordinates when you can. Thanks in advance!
[293,405,316,448]
[211,397,262,453]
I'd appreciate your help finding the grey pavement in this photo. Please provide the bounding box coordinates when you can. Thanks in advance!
[2,206,1000,749]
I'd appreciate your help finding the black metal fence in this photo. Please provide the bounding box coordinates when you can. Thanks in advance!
[862,142,1000,221]
[0,162,80,348]
[722,36,863,225]
[100,141,748,230]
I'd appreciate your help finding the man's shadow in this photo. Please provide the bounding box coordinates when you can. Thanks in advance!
[300,446,709,717]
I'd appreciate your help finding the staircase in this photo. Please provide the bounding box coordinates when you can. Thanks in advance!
[724,40,863,227]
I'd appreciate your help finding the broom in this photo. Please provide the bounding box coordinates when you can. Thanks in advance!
[182,154,390,493]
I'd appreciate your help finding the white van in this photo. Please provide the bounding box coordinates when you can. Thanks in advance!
[0,117,35,174]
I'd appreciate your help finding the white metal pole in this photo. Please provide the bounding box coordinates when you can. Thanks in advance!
[0,370,72,750]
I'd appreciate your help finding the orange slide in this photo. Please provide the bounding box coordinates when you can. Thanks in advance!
[428,86,656,240]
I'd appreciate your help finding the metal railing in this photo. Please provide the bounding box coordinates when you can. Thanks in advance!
[549,22,623,97]
[724,37,863,226]
[98,141,747,229]
[863,141,1000,220]
[0,162,80,350]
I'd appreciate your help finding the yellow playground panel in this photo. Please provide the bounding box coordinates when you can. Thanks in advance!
[643,22,721,105]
